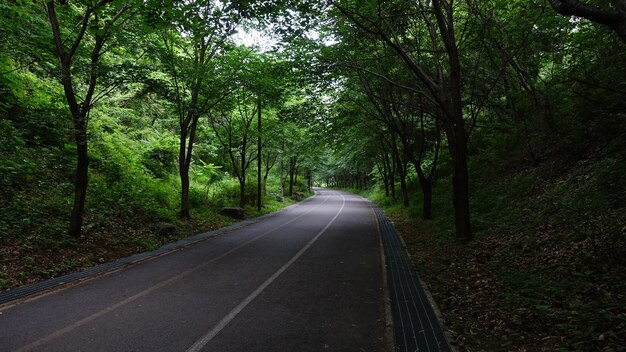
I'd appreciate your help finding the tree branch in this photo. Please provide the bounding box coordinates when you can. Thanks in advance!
[549,0,621,25]
[549,0,626,42]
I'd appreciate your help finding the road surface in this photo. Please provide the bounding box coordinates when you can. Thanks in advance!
[1,189,389,352]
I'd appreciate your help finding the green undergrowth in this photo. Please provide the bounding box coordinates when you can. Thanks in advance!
[0,118,309,290]
[350,142,625,351]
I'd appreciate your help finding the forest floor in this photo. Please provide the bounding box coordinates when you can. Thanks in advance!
[0,198,299,291]
[387,211,623,352]
[354,148,626,351]
[0,211,228,290]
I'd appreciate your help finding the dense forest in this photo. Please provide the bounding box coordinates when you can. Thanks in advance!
[1,0,625,351]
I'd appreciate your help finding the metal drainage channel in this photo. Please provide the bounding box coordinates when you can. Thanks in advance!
[0,215,272,306]
[373,205,452,352]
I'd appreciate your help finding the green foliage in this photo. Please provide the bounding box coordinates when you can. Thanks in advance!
[196,160,223,184]
[0,0,323,294]
[0,138,73,243]
[0,119,25,154]
[364,140,626,349]
[131,234,162,252]
[0,56,21,114]
[207,178,253,207]
[143,142,178,179]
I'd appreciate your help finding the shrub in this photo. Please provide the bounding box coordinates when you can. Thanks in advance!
[143,145,177,179]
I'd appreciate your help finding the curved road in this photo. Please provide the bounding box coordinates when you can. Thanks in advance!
[1,189,388,351]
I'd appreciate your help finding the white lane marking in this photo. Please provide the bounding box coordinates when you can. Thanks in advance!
[13,195,331,352]
[186,194,347,352]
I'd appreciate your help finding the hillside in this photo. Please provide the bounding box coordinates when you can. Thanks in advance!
[360,114,626,351]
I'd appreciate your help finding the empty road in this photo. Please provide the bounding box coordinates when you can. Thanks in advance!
[1,189,389,352]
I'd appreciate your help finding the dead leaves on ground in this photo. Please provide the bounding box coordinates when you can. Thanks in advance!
[389,213,626,352]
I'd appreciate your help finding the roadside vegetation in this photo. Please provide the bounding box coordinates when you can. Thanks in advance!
[0,0,317,290]
[315,1,625,351]
[0,107,311,289]
[346,131,625,350]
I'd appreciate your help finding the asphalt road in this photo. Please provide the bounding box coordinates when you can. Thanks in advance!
[1,189,389,352]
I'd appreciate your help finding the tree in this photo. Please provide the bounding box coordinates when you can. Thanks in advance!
[352,62,442,218]
[145,0,243,218]
[44,0,134,237]
[330,0,479,241]
[250,55,288,210]
[209,49,288,208]
[277,99,323,196]
[210,86,259,208]
[259,114,283,195]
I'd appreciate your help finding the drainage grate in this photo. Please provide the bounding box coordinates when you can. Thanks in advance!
[373,205,452,352]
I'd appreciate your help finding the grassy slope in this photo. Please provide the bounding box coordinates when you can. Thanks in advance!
[355,138,625,351]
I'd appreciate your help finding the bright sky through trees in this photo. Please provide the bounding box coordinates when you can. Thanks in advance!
[233,27,278,51]
[234,23,337,51]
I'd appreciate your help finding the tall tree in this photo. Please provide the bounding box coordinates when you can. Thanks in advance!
[331,0,477,241]
[146,0,243,218]
[44,0,134,237]
[210,86,260,208]
[257,100,262,211]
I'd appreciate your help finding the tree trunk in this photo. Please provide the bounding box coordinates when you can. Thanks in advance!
[447,129,472,242]
[180,167,191,218]
[410,159,433,220]
[389,164,396,202]
[239,177,246,208]
[439,0,472,241]
[399,167,409,207]
[306,170,313,191]
[262,152,275,195]
[68,127,88,238]
[548,0,626,43]
[279,148,284,196]
[178,127,191,218]
[239,132,247,208]
[391,135,409,207]
[377,160,389,197]
[257,102,262,211]
[413,166,430,220]
[288,157,296,196]
[289,170,294,195]
[179,127,192,219]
